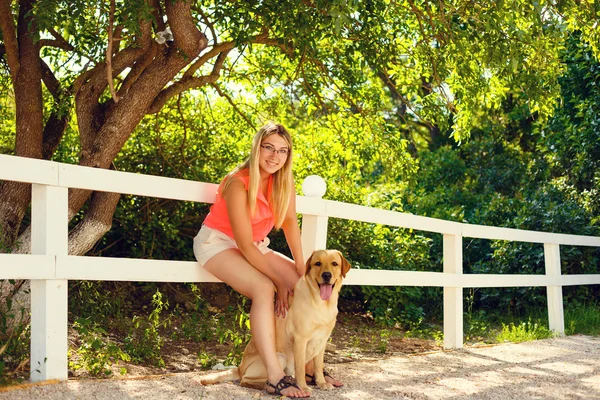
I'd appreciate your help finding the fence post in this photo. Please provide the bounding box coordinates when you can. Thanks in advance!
[30,184,69,382]
[544,243,565,335]
[300,176,328,259]
[443,233,463,349]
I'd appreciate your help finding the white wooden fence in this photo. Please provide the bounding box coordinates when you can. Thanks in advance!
[1,153,599,383]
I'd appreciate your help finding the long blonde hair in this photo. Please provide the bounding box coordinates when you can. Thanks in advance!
[221,123,294,229]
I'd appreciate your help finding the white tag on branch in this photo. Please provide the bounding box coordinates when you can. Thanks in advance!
[155,27,173,45]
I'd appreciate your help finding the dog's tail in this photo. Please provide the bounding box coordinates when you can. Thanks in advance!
[200,367,240,385]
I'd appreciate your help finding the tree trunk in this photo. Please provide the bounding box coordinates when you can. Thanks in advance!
[0,0,43,248]
[68,191,121,256]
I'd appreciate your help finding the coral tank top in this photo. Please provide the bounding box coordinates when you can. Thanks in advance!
[203,172,274,242]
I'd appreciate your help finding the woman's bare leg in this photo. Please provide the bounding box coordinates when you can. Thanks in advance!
[263,251,302,287]
[203,249,310,397]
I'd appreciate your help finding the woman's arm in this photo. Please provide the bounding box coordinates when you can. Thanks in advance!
[223,178,281,284]
[281,187,306,276]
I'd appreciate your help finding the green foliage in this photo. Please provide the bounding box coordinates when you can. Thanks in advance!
[404,324,444,347]
[464,289,491,343]
[0,81,15,155]
[123,290,169,367]
[196,351,217,370]
[541,34,600,218]
[213,301,252,366]
[173,284,214,342]
[496,319,554,343]
[69,281,132,323]
[69,318,129,377]
[564,302,600,336]
[0,284,29,385]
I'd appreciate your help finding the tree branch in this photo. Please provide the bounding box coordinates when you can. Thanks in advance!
[166,0,206,56]
[183,41,236,78]
[195,6,217,45]
[38,38,73,51]
[40,59,61,100]
[0,0,20,79]
[48,26,74,49]
[147,74,219,113]
[183,34,292,79]
[106,0,120,103]
[376,70,408,116]
[39,27,74,51]
[117,44,158,97]
[148,47,230,113]
[211,83,256,131]
[151,0,166,32]
[74,46,147,146]
[42,111,69,160]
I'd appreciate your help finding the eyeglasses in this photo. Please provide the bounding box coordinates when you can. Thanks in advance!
[260,144,289,156]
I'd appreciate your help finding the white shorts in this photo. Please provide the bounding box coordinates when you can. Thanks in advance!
[193,225,272,267]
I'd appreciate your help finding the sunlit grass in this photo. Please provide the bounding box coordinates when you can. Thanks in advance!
[496,318,554,343]
[565,304,600,336]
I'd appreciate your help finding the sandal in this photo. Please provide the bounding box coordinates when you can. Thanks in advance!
[266,375,309,398]
[305,370,343,387]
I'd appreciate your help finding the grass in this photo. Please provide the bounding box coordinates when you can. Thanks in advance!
[565,304,600,336]
[496,319,554,343]
[462,302,600,345]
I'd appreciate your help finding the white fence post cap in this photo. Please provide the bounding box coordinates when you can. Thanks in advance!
[302,175,327,198]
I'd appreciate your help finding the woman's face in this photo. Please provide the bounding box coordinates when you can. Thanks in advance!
[258,134,289,176]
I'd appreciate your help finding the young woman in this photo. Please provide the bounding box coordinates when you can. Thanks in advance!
[193,123,341,397]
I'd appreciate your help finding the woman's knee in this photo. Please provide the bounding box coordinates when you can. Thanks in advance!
[247,277,275,302]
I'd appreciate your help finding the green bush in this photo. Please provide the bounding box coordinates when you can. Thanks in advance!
[70,318,129,377]
[123,290,169,367]
[497,319,554,343]
[0,288,29,385]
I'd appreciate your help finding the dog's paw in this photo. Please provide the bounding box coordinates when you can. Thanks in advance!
[298,384,312,392]
[317,382,335,390]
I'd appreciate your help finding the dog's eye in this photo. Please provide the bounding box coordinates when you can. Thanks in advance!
[332,262,338,266]
[315,261,321,267]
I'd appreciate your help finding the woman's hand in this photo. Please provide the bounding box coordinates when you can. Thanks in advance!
[275,283,293,318]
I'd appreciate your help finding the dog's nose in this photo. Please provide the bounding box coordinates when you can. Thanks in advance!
[321,272,332,283]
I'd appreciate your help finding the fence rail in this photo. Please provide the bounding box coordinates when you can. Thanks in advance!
[1,153,599,383]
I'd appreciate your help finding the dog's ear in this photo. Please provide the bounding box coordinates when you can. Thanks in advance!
[304,252,314,276]
[336,250,351,278]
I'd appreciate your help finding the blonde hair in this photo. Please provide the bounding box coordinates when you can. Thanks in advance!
[221,123,294,229]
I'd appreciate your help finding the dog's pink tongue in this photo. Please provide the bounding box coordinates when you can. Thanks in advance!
[320,284,333,301]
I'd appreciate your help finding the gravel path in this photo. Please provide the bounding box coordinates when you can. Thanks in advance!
[2,335,599,399]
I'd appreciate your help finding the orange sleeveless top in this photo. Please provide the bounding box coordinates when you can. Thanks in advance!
[203,172,274,242]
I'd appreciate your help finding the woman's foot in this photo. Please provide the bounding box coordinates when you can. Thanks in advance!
[266,375,310,398]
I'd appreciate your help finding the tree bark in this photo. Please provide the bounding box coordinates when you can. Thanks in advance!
[68,191,122,256]
[0,0,43,248]
[0,0,44,327]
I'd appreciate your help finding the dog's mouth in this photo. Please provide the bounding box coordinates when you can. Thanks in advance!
[317,281,336,301]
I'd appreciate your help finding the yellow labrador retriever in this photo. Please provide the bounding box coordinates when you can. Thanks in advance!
[201,249,351,392]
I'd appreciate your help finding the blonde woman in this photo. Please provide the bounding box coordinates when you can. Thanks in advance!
[195,123,342,397]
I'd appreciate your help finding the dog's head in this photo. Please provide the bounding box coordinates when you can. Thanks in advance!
[305,249,351,301]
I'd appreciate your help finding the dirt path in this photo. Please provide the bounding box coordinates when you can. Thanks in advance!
[2,335,599,399]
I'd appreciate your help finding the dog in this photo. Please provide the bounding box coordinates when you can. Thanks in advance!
[200,249,351,392]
